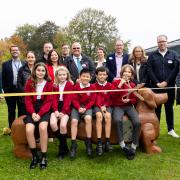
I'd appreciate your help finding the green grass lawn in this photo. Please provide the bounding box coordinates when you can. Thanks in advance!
[1,99,180,180]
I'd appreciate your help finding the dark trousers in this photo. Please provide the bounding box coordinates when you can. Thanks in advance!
[113,106,141,145]
[5,96,24,128]
[155,89,175,132]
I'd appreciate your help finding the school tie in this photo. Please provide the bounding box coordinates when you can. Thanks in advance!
[76,57,82,73]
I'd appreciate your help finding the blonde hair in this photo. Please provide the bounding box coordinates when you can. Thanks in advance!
[54,66,71,85]
[129,46,147,64]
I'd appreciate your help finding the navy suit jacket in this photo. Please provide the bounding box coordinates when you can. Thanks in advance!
[64,54,95,83]
[2,59,25,93]
[106,53,129,82]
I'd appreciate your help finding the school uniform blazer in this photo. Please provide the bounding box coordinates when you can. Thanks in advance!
[111,79,137,106]
[64,54,96,83]
[106,53,129,82]
[52,81,73,115]
[72,83,96,110]
[93,82,112,108]
[24,79,53,117]
[2,59,25,93]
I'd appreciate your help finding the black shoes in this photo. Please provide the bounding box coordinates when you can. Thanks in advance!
[40,157,48,170]
[58,145,69,160]
[85,140,93,156]
[122,146,136,160]
[96,142,103,156]
[127,148,136,160]
[70,142,78,159]
[30,156,38,169]
[105,141,113,152]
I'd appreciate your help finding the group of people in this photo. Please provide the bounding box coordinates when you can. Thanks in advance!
[1,34,180,170]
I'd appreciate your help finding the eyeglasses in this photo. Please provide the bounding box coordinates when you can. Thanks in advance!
[158,41,167,43]
[73,47,80,50]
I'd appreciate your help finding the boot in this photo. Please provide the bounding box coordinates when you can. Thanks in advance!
[40,152,47,170]
[58,133,69,160]
[105,140,113,152]
[30,148,38,169]
[69,140,77,159]
[96,141,103,156]
[85,138,93,156]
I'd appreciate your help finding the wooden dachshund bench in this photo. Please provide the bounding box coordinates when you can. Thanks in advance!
[11,88,168,159]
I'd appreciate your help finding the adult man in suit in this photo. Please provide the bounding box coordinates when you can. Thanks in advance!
[106,40,129,82]
[2,45,25,129]
[64,42,95,83]
[147,34,180,138]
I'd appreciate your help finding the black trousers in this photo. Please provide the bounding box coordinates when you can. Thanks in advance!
[155,88,175,132]
[5,96,24,128]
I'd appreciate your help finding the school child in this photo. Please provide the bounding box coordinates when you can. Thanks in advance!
[70,68,96,159]
[24,62,53,169]
[112,64,141,160]
[50,66,73,159]
[93,67,113,156]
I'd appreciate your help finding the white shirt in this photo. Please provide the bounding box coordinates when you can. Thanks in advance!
[36,80,46,99]
[80,83,90,89]
[136,64,141,81]
[96,59,106,68]
[59,81,67,101]
[159,49,167,57]
[115,54,123,78]
[12,59,22,85]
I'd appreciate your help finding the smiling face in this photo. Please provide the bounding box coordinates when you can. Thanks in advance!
[96,71,108,83]
[97,49,105,60]
[134,47,143,59]
[50,50,59,63]
[10,46,20,59]
[72,42,81,57]
[43,43,53,55]
[122,67,132,80]
[35,65,46,80]
[80,72,91,86]
[26,52,36,66]
[57,70,67,83]
[115,40,124,55]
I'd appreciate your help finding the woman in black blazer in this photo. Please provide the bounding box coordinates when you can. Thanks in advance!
[129,46,149,87]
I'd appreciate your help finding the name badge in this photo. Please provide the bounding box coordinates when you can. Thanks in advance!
[168,60,173,64]
[82,64,87,68]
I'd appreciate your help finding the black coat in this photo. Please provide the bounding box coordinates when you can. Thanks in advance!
[147,49,179,87]
[129,62,149,86]
[64,54,95,83]
[17,63,32,93]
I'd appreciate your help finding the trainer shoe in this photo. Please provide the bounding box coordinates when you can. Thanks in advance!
[168,129,180,138]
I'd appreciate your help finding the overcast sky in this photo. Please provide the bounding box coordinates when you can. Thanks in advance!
[0,0,179,51]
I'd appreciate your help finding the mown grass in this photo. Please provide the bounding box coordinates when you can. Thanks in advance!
[1,99,180,180]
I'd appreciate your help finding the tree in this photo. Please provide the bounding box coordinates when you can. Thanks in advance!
[53,27,71,55]
[14,23,37,46]
[67,8,121,60]
[0,40,11,66]
[28,21,60,58]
